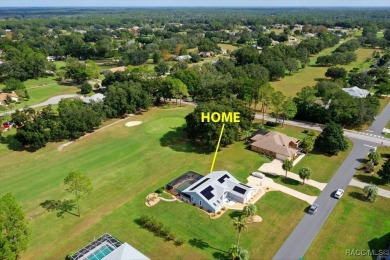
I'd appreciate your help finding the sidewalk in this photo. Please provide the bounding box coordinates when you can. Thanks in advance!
[258,159,327,191]
[349,179,390,198]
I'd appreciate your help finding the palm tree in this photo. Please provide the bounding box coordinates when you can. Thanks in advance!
[242,203,257,218]
[299,167,312,185]
[241,130,252,143]
[363,184,378,202]
[229,245,249,260]
[368,151,381,166]
[231,216,248,247]
[282,159,293,179]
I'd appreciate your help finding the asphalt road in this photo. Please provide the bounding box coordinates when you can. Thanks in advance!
[0,94,80,116]
[273,102,390,260]
[273,138,372,260]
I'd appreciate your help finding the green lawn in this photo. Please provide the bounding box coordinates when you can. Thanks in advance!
[0,106,309,259]
[291,139,353,183]
[305,186,390,260]
[354,146,390,191]
[218,43,238,52]
[271,44,377,97]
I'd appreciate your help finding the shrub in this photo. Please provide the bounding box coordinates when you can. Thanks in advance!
[217,211,221,215]
[155,187,164,194]
[80,82,92,94]
[222,206,227,210]
[266,121,279,127]
[175,239,185,246]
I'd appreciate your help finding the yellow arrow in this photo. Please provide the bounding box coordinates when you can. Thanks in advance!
[210,123,225,173]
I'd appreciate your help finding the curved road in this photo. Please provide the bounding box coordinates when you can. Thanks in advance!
[273,102,390,260]
[0,94,80,116]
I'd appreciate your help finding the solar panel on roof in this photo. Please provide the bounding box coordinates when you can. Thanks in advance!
[200,186,215,200]
[233,186,247,195]
[217,174,230,183]
[190,178,209,190]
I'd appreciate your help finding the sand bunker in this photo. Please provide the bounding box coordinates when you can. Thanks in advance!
[145,193,160,207]
[248,215,263,223]
[125,121,142,127]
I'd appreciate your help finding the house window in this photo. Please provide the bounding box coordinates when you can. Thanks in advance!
[199,200,202,206]
[191,196,193,202]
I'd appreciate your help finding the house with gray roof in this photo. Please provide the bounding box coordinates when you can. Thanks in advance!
[342,86,369,98]
[181,171,258,213]
[82,93,105,104]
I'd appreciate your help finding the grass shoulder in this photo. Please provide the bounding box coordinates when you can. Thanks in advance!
[305,186,390,259]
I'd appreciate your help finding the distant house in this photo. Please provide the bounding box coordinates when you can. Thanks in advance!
[179,171,258,213]
[305,33,316,38]
[0,91,19,106]
[71,233,149,260]
[288,36,298,42]
[271,40,280,46]
[74,29,87,34]
[47,56,55,62]
[5,29,11,33]
[250,131,301,161]
[198,52,214,58]
[221,49,228,55]
[82,93,105,104]
[342,86,369,98]
[175,55,191,61]
[251,44,262,50]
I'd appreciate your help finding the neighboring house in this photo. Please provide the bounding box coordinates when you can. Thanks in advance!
[180,171,258,213]
[221,49,228,55]
[198,51,214,58]
[305,33,316,38]
[47,56,55,62]
[0,91,19,106]
[250,131,301,161]
[251,44,262,50]
[288,36,298,42]
[82,93,105,104]
[71,233,149,260]
[175,55,191,61]
[74,29,87,34]
[271,40,280,46]
[342,86,370,98]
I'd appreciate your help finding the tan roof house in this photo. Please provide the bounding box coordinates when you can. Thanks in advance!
[0,91,19,106]
[250,131,301,161]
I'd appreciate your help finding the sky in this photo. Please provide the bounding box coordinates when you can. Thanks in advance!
[0,0,389,7]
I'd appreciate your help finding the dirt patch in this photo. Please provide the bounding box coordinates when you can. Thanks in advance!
[57,141,73,151]
[125,121,143,127]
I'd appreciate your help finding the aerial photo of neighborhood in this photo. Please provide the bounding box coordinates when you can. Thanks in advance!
[0,0,389,259]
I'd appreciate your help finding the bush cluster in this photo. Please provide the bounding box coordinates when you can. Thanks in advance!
[138,215,184,245]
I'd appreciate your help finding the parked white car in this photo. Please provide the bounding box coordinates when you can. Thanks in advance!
[334,189,344,199]
[251,172,265,179]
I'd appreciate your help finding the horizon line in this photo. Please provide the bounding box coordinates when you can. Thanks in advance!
[1,6,390,8]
